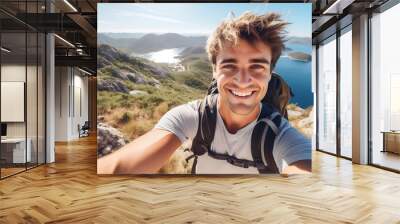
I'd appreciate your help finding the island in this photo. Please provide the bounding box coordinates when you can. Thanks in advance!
[288,51,311,62]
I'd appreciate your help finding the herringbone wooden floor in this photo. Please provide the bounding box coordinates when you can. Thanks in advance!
[1,135,400,224]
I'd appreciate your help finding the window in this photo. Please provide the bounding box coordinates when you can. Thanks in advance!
[370,2,400,171]
[0,1,46,179]
[317,35,337,154]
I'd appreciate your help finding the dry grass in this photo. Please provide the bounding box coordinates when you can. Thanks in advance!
[159,141,194,174]
[152,102,169,121]
[101,106,161,141]
[122,119,156,140]
[100,103,314,173]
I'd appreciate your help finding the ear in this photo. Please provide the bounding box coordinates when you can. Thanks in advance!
[266,71,272,82]
[212,64,217,79]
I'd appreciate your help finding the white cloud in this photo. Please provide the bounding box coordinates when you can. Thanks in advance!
[120,11,185,24]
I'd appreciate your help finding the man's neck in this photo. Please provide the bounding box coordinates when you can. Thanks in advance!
[217,96,260,134]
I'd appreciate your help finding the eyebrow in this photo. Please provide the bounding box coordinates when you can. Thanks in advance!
[250,58,270,65]
[219,58,271,65]
[219,58,237,64]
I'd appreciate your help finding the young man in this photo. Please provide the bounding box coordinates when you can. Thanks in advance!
[98,12,311,175]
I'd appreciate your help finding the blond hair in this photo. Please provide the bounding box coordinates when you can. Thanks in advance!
[206,12,288,69]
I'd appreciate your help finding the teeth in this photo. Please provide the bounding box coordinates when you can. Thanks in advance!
[232,90,252,97]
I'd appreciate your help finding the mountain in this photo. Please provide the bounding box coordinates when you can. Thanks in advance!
[98,33,207,55]
[179,46,207,58]
[98,34,137,54]
[130,33,207,54]
[287,36,312,45]
[102,32,147,39]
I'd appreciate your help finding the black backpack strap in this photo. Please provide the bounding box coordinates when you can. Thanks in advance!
[190,94,218,174]
[251,104,282,174]
[208,150,258,168]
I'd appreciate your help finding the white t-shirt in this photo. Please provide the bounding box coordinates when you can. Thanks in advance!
[154,99,311,174]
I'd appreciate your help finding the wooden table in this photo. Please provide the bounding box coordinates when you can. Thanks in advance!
[381,131,400,154]
[1,138,31,163]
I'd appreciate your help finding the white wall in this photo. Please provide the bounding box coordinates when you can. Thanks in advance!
[339,30,353,158]
[55,66,69,141]
[1,64,27,138]
[54,67,89,141]
[312,45,316,150]
[352,14,369,164]
[72,73,89,138]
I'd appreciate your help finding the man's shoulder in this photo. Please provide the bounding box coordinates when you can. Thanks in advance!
[275,116,310,144]
[159,99,202,125]
[169,99,201,114]
[155,99,202,141]
[278,116,291,130]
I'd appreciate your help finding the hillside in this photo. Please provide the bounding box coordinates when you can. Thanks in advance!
[98,33,207,54]
[98,34,138,54]
[97,42,313,174]
[101,32,147,39]
[287,36,312,45]
[97,44,211,139]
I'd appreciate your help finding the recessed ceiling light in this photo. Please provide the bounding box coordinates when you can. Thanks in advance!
[323,0,354,15]
[63,0,78,12]
[54,34,75,48]
[78,67,92,76]
[1,47,11,53]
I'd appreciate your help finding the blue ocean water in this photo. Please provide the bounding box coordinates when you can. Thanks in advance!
[274,43,313,108]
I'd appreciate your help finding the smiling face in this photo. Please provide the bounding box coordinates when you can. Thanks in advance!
[213,39,272,116]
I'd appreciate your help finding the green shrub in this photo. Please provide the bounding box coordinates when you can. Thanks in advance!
[119,111,132,124]
[184,78,207,90]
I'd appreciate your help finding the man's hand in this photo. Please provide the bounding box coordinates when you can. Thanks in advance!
[97,129,182,174]
[282,160,311,175]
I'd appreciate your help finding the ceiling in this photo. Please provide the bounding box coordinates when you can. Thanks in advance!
[311,0,391,44]
[0,0,97,73]
[1,0,396,73]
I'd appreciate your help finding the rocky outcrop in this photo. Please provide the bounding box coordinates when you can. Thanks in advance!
[104,65,161,87]
[97,56,112,69]
[129,90,148,96]
[159,140,194,174]
[288,105,313,138]
[109,67,146,84]
[97,79,129,93]
[123,70,146,84]
[97,122,127,157]
[149,77,161,88]
[98,44,130,63]
[145,65,169,78]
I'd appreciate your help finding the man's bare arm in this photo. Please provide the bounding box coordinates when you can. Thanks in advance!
[97,129,182,174]
[282,160,311,175]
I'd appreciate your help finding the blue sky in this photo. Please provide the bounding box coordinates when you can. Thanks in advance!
[98,3,311,37]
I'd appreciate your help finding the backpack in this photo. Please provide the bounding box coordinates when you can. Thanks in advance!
[188,72,294,174]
